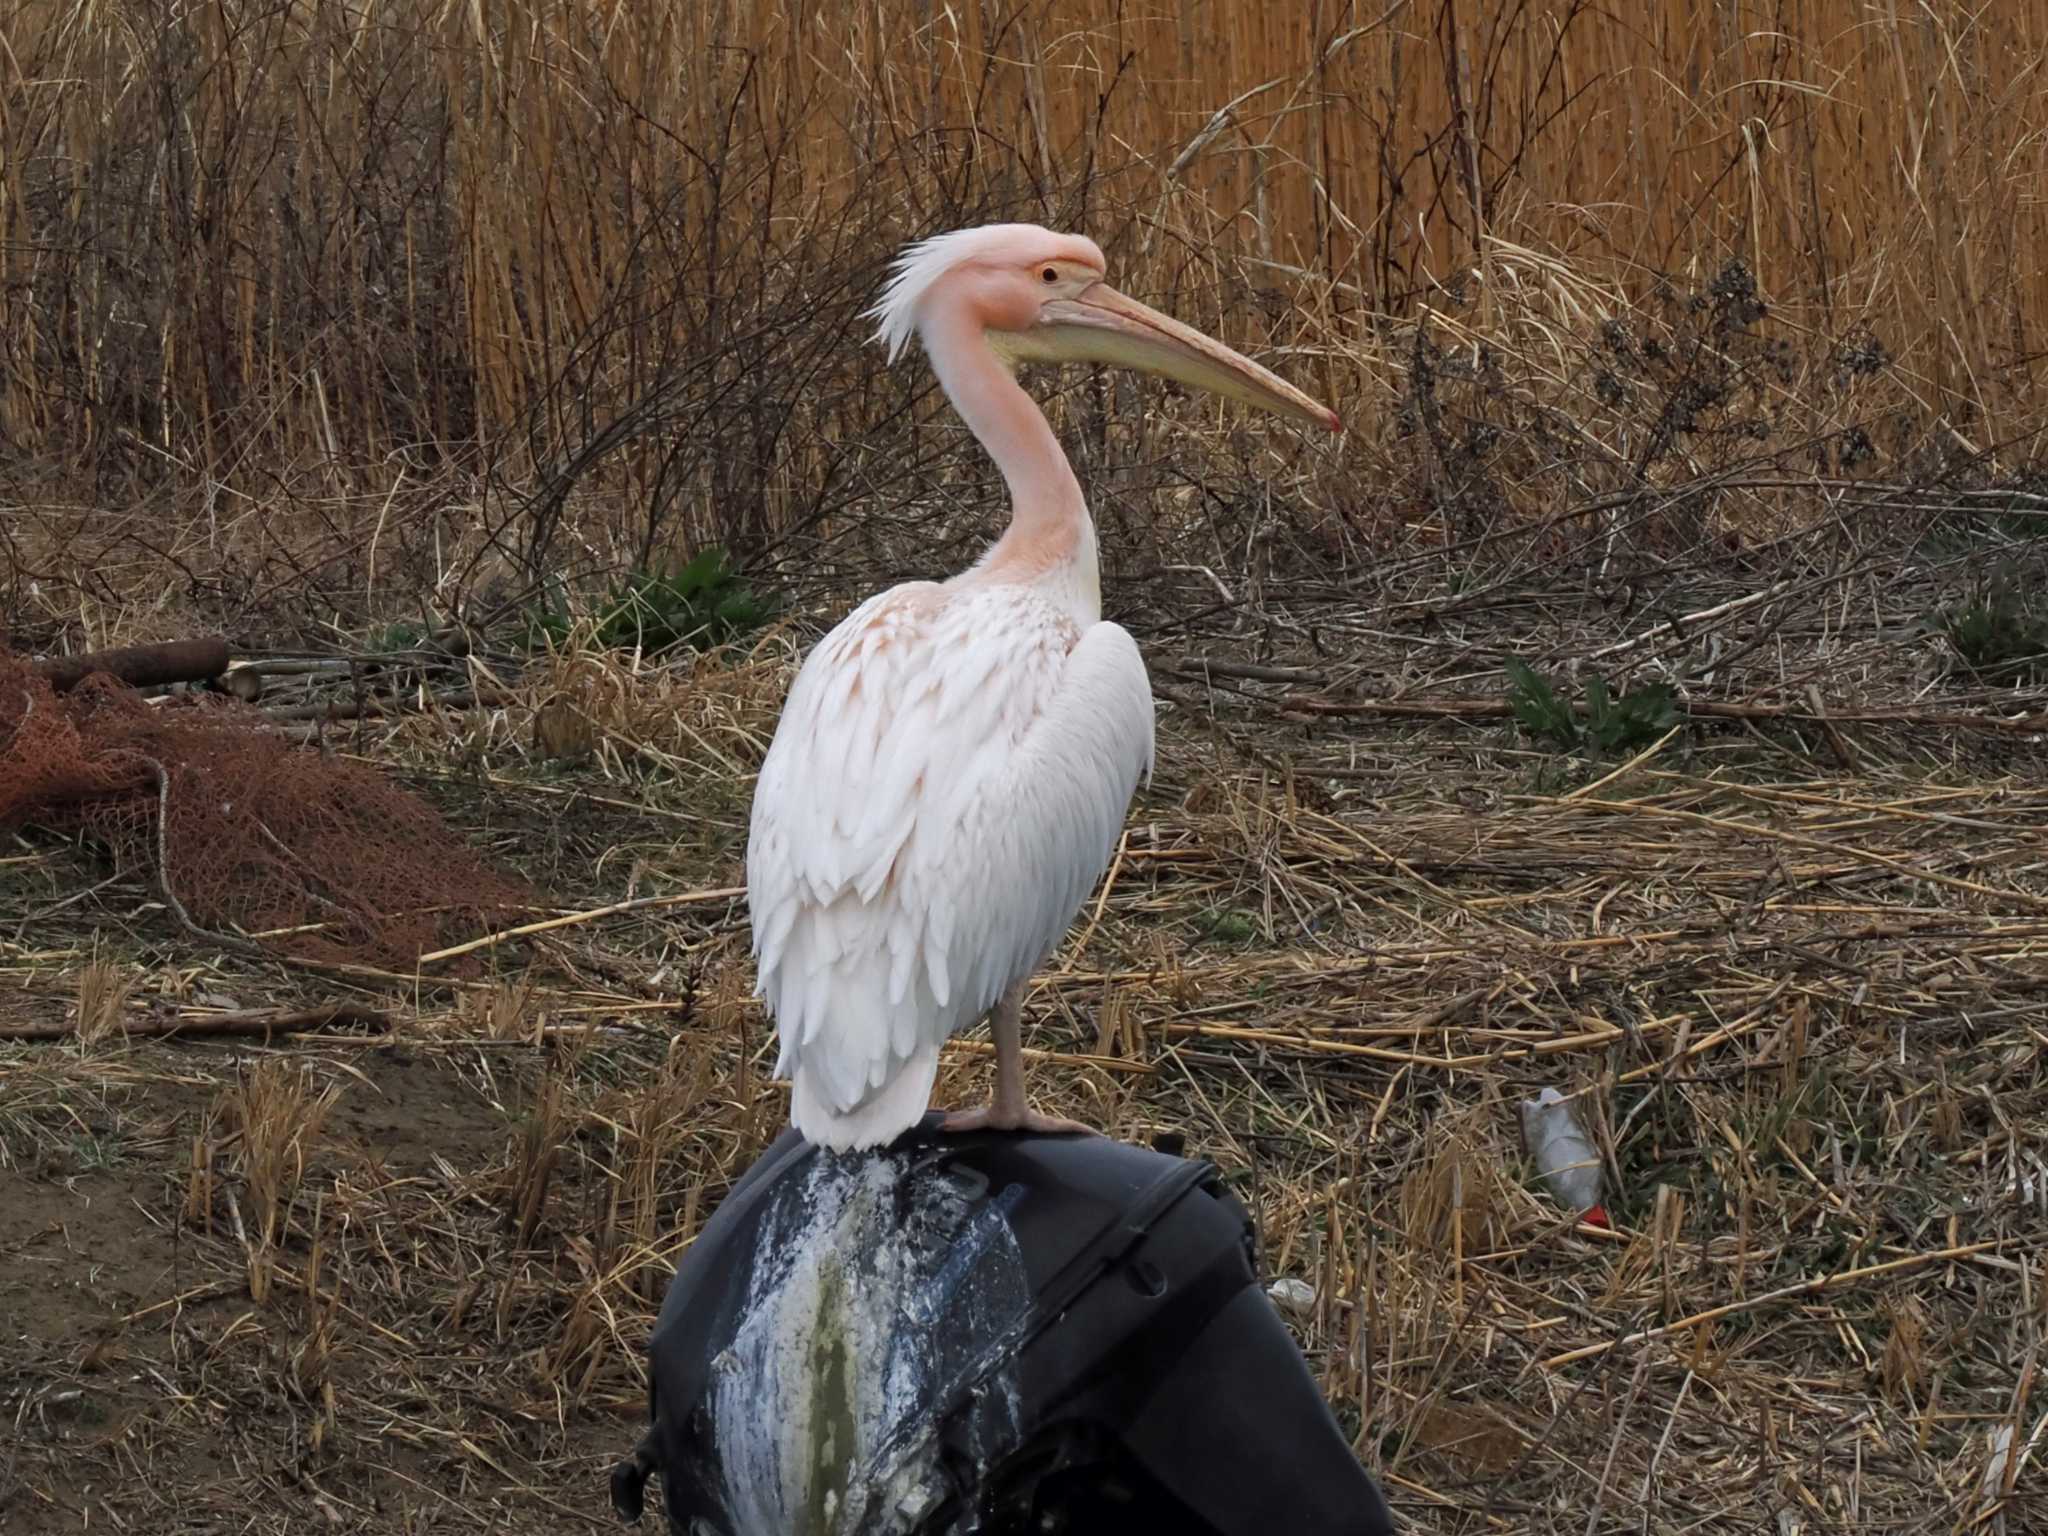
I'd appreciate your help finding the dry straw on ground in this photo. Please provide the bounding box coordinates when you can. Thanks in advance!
[6,559,2047,1531]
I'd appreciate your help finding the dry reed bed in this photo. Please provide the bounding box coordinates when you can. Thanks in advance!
[5,0,2046,629]
[4,583,2046,1532]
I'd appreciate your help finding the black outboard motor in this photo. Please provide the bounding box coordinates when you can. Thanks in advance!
[611,1116,1395,1535]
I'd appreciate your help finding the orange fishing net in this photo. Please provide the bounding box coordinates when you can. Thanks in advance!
[0,648,529,970]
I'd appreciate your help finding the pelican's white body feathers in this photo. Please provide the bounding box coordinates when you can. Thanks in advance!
[747,578,1154,1151]
[744,219,1331,1152]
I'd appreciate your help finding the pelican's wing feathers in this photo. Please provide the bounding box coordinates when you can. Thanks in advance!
[745,583,1153,1147]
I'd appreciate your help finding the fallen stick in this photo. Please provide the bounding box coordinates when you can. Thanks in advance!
[1582,578,1800,662]
[1537,1239,2002,1370]
[944,1038,1154,1075]
[1559,724,1685,802]
[274,688,522,744]
[0,1002,394,1043]
[416,885,747,964]
[1171,655,1332,686]
[1155,1012,1682,1068]
[1279,693,2048,734]
[265,685,515,723]
[32,636,230,694]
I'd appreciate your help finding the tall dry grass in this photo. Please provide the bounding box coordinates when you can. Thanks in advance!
[2,0,2044,621]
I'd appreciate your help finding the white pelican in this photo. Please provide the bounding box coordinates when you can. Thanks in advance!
[746,223,1339,1151]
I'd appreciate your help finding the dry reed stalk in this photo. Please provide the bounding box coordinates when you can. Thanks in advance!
[1539,1241,2008,1370]
[418,885,746,965]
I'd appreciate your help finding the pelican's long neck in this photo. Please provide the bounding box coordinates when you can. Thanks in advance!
[922,303,1098,621]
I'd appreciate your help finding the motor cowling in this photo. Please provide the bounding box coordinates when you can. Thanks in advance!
[614,1117,1395,1536]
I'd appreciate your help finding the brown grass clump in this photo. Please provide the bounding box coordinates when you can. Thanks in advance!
[502,1070,568,1250]
[1400,1121,1512,1260]
[461,980,544,1043]
[70,943,133,1048]
[221,1059,340,1303]
[590,1040,710,1309]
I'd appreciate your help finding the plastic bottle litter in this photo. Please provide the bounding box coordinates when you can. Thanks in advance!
[1520,1086,1609,1228]
[1265,1278,1317,1318]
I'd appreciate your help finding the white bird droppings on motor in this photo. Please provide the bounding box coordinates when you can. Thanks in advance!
[708,1150,1031,1535]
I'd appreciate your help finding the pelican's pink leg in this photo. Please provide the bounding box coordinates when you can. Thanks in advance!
[940,979,1093,1136]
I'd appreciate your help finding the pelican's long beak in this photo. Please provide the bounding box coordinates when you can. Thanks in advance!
[993,282,1341,433]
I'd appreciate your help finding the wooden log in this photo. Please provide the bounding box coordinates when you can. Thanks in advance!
[33,637,231,693]
[0,1002,394,1043]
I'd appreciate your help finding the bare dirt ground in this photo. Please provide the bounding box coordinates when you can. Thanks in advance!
[4,550,2047,1534]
